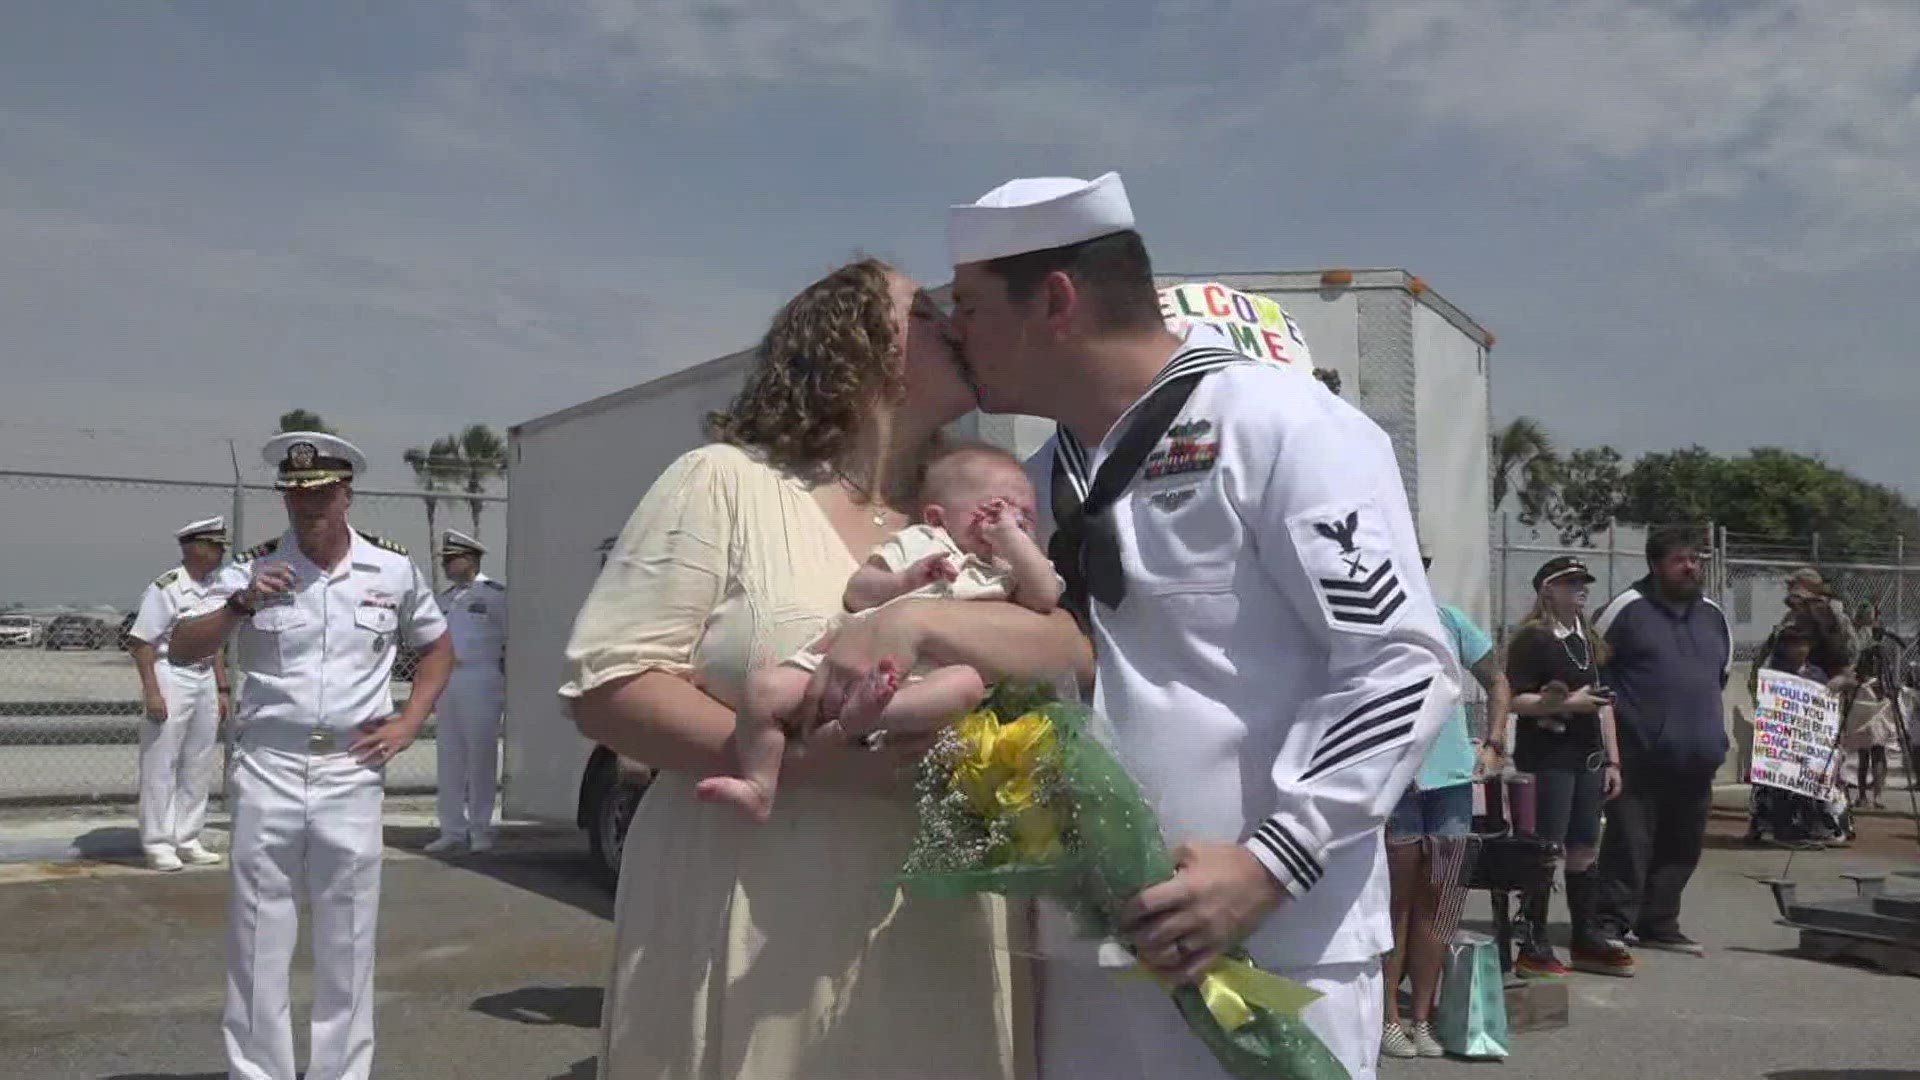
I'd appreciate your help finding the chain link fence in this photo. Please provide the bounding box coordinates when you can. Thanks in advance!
[0,469,505,806]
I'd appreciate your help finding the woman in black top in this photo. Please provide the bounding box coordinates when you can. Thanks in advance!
[1504,556,1626,979]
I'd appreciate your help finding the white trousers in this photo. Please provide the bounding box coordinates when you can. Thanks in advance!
[138,662,220,849]
[434,667,503,841]
[1038,946,1384,1080]
[223,739,386,1080]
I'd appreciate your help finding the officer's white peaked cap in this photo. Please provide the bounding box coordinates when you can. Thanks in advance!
[175,516,229,545]
[264,431,367,490]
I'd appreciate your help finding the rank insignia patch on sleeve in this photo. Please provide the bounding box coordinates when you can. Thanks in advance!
[1288,503,1408,634]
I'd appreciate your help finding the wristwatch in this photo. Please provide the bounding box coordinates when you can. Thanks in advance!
[225,591,257,616]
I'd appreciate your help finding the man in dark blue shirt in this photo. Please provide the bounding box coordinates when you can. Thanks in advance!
[1587,526,1732,962]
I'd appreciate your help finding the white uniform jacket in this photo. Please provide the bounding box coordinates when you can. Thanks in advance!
[194,529,446,737]
[439,573,507,671]
[130,564,218,669]
[1028,330,1460,967]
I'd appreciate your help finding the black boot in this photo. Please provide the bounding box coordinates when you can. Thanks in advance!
[1567,869,1635,977]
[1513,890,1567,978]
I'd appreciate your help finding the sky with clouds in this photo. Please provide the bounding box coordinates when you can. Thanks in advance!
[4,0,1918,603]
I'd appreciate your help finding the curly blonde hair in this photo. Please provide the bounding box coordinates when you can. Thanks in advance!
[706,258,904,478]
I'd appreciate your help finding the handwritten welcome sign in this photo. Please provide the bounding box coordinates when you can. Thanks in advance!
[1751,671,1843,801]
[1159,283,1315,368]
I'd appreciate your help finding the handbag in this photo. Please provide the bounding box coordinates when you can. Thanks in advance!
[1467,775,1560,894]
[1466,775,1562,974]
[1435,930,1511,1060]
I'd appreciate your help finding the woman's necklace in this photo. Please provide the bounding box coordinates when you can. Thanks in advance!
[1557,621,1592,671]
[837,472,892,527]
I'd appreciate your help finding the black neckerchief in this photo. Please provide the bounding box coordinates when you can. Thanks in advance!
[1047,344,1250,625]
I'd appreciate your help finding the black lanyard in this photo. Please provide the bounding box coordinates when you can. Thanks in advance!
[1047,348,1248,624]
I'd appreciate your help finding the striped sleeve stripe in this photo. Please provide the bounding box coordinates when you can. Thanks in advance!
[1302,676,1434,782]
[1249,819,1323,890]
[1301,722,1420,783]
[1311,699,1425,771]
[1317,677,1432,755]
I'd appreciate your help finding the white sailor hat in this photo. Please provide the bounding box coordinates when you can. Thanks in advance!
[948,171,1135,266]
[175,516,229,546]
[439,529,486,558]
[263,431,366,490]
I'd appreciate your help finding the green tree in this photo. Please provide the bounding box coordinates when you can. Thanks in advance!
[1619,446,1724,528]
[1492,417,1560,529]
[1617,446,1920,559]
[404,435,462,584]
[1549,446,1626,546]
[277,409,333,434]
[454,424,508,537]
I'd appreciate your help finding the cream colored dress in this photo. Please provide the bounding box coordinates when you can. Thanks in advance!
[560,443,1031,1080]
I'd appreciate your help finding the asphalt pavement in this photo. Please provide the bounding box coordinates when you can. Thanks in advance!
[0,807,1916,1078]
[0,809,609,1080]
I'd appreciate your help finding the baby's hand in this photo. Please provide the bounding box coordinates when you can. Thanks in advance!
[905,553,957,588]
[978,499,1027,541]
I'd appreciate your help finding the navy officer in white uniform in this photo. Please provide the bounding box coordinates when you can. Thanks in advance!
[942,173,1459,1079]
[126,515,233,872]
[171,431,454,1080]
[425,528,508,855]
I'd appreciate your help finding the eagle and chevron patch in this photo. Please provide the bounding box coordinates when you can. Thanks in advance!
[1288,502,1410,635]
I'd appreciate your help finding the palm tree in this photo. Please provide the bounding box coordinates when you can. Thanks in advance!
[277,409,332,433]
[404,435,462,586]
[1492,417,1560,524]
[455,424,508,537]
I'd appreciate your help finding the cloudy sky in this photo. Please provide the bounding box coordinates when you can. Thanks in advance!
[4,1,1918,602]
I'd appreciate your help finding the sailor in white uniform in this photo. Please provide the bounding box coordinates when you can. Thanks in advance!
[170,431,454,1080]
[425,528,508,854]
[946,173,1459,1079]
[126,515,232,872]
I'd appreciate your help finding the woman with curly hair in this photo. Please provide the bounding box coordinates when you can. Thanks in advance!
[561,258,1092,1080]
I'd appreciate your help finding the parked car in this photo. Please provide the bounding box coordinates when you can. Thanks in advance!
[0,614,43,649]
[45,614,111,650]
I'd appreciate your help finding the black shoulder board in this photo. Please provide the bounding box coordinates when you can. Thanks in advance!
[238,538,280,562]
[483,579,505,591]
[355,529,408,556]
[154,568,180,589]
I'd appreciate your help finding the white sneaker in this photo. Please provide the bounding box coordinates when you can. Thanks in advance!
[1407,1020,1446,1058]
[423,836,467,855]
[144,846,183,873]
[1381,1021,1418,1059]
[176,841,224,866]
[468,834,495,854]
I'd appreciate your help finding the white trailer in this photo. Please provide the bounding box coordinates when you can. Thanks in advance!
[502,268,1494,886]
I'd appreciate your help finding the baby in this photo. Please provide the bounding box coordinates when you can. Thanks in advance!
[694,443,1062,821]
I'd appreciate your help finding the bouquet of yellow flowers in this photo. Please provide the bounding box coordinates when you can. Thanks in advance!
[898,680,1350,1080]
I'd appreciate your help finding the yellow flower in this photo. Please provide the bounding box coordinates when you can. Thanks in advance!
[946,708,1061,824]
[1009,804,1064,861]
[995,772,1039,813]
[950,710,1012,814]
[991,712,1057,772]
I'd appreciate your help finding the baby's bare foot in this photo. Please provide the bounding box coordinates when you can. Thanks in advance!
[837,658,901,736]
[694,776,775,823]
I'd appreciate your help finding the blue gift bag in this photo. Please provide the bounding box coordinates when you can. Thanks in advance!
[1436,930,1510,1060]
